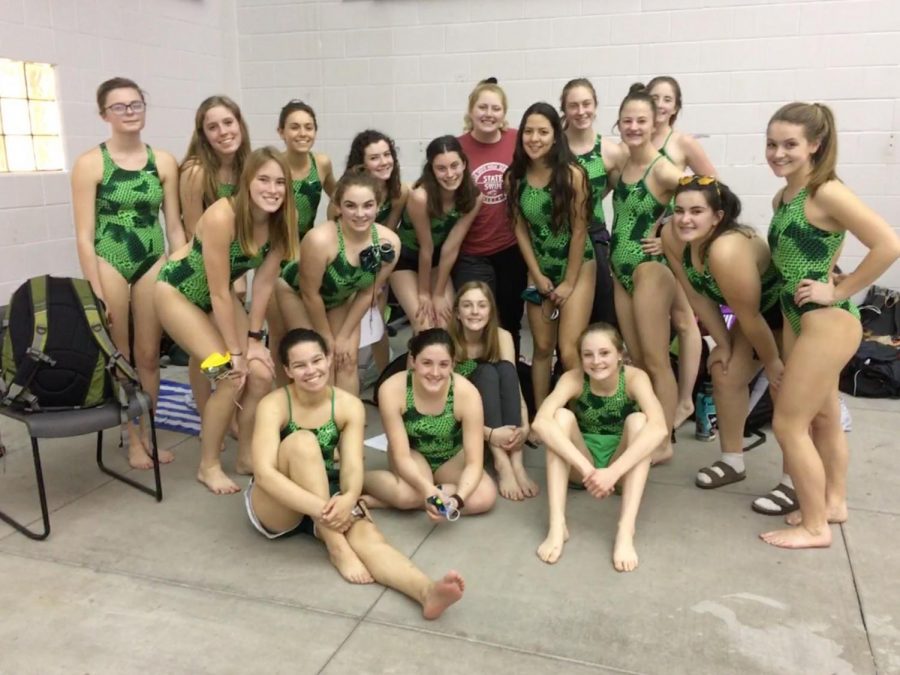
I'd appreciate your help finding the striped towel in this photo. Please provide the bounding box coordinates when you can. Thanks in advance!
[155,380,201,436]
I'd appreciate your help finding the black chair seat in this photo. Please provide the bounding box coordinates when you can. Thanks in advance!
[0,391,163,540]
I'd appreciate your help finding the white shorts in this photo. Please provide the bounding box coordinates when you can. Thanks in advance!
[244,479,308,539]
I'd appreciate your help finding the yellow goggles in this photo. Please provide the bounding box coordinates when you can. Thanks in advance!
[677,175,720,199]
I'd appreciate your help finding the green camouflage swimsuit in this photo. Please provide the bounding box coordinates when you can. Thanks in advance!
[610,155,667,294]
[280,156,324,290]
[767,188,859,335]
[573,369,640,436]
[682,242,781,313]
[376,199,393,226]
[319,221,380,310]
[454,358,478,378]
[520,179,594,286]
[403,371,463,472]
[94,143,165,283]
[217,183,235,199]
[157,235,270,312]
[397,206,461,252]
[281,385,340,494]
[574,134,608,233]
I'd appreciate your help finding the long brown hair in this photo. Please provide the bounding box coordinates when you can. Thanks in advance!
[345,130,401,201]
[415,136,478,219]
[182,95,252,209]
[449,281,502,364]
[647,76,683,126]
[232,147,298,263]
[768,101,839,196]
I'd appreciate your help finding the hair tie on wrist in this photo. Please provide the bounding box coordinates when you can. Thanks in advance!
[451,493,465,510]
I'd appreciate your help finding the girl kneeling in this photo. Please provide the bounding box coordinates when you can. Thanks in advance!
[532,323,667,571]
[364,329,497,519]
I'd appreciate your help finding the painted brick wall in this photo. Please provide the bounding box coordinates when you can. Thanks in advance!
[0,0,239,304]
[236,0,900,291]
[2,0,898,305]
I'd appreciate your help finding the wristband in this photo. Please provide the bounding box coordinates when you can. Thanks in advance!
[451,493,465,510]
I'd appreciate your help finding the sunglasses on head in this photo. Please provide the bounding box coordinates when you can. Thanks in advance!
[678,174,721,199]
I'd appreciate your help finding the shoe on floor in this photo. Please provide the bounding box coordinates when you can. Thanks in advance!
[695,461,746,489]
[751,482,799,515]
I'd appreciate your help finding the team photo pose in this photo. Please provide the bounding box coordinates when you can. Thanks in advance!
[663,178,785,491]
[560,77,628,327]
[179,95,253,421]
[507,102,596,413]
[363,329,497,518]
[156,147,299,495]
[391,136,482,332]
[645,75,714,429]
[608,84,683,463]
[454,79,528,354]
[71,77,185,468]
[270,100,336,378]
[246,328,465,619]
[533,323,667,571]
[449,282,536,501]
[760,102,900,549]
[298,173,400,395]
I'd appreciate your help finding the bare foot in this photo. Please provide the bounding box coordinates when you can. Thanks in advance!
[760,524,832,549]
[512,464,540,498]
[235,460,254,476]
[651,443,674,466]
[536,524,570,564]
[785,503,848,526]
[673,400,694,429]
[527,429,541,447]
[326,539,374,584]
[613,529,639,572]
[497,467,524,501]
[422,570,465,620]
[197,465,241,495]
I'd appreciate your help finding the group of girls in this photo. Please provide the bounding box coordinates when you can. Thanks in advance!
[72,70,899,584]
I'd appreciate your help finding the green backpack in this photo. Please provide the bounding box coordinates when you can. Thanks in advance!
[0,276,142,420]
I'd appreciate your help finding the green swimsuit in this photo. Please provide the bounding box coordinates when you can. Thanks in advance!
[217,183,235,199]
[94,143,165,284]
[280,156,324,289]
[454,358,478,378]
[768,188,860,335]
[397,206,461,253]
[520,180,594,287]
[403,371,463,472]
[281,386,341,495]
[610,155,668,294]
[682,243,781,316]
[574,134,609,233]
[157,236,270,312]
[318,222,381,310]
[573,369,640,468]
[376,199,393,226]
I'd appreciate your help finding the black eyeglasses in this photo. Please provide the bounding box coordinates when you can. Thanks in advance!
[105,101,146,116]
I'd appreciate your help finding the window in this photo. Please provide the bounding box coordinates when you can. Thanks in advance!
[0,59,64,173]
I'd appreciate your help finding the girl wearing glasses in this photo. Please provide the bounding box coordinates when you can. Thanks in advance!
[298,173,400,395]
[662,177,784,492]
[271,100,336,380]
[607,84,683,463]
[156,147,299,495]
[390,136,482,333]
[559,78,628,328]
[759,102,900,549]
[506,102,595,414]
[532,323,666,570]
[71,77,185,469]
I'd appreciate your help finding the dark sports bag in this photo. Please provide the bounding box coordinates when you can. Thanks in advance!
[0,276,143,417]
[839,340,900,399]
[859,285,900,337]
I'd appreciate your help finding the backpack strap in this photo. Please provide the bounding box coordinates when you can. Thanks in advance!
[1,276,55,410]
[69,279,148,435]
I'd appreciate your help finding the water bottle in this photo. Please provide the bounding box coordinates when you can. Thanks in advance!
[695,381,718,441]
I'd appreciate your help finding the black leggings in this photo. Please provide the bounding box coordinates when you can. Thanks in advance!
[589,229,617,327]
[469,361,522,429]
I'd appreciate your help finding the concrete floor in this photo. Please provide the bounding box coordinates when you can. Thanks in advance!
[0,370,898,674]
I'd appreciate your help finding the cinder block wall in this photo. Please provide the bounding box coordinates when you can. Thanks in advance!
[0,0,239,303]
[1,0,898,305]
[238,0,900,291]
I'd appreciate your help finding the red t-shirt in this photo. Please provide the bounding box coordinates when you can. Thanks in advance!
[458,129,518,256]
